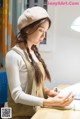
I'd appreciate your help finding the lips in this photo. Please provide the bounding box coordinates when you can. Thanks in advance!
[39,39,43,42]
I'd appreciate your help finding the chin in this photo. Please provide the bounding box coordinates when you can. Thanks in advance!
[34,42,40,45]
[33,43,38,46]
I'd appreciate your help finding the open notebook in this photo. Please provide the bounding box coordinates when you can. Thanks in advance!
[57,83,80,110]
[58,83,80,99]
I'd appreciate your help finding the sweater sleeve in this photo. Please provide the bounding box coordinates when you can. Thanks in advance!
[5,50,44,106]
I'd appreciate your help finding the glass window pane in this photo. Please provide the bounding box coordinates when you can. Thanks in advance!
[44,0,47,4]
[34,0,38,6]
[0,0,3,7]
[43,5,47,10]
[34,0,38,3]
[26,0,29,8]
[27,0,29,4]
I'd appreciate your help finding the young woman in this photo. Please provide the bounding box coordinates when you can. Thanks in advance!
[5,6,74,119]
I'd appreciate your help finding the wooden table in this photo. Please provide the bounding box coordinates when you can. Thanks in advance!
[31,84,80,119]
[31,107,80,119]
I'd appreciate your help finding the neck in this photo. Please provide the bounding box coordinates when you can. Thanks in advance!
[16,42,33,52]
[16,43,25,50]
[27,40,33,50]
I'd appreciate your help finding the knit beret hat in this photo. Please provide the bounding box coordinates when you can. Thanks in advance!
[17,6,50,31]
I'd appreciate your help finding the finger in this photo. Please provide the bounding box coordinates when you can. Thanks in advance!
[58,92,72,104]
[53,92,59,96]
[62,92,72,101]
[49,90,60,97]
[62,96,74,106]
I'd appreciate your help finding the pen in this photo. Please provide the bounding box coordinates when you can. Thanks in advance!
[55,87,58,92]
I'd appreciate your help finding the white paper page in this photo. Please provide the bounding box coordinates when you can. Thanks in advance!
[63,100,80,111]
[57,83,80,110]
[58,83,80,99]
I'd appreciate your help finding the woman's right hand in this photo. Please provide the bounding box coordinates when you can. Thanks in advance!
[43,92,75,107]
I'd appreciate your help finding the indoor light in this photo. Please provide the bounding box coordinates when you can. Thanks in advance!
[71,16,80,32]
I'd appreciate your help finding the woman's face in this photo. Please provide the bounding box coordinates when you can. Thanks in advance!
[27,20,49,47]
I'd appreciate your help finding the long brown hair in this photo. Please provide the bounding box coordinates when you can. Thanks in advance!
[16,18,51,85]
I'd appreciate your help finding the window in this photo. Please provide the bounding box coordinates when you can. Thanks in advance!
[25,0,47,45]
[26,0,29,8]
[34,0,38,3]
[0,0,3,7]
[25,0,47,8]
[43,0,47,10]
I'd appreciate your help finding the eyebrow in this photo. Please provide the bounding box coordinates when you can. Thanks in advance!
[39,26,48,31]
[40,26,45,29]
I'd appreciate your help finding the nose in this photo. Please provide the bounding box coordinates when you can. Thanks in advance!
[41,32,46,39]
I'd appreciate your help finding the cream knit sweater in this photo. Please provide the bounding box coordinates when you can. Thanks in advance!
[5,46,44,106]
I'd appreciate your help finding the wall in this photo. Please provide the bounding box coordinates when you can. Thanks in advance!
[40,2,80,88]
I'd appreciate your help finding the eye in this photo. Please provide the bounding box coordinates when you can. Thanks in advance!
[39,28,44,32]
[38,28,47,35]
